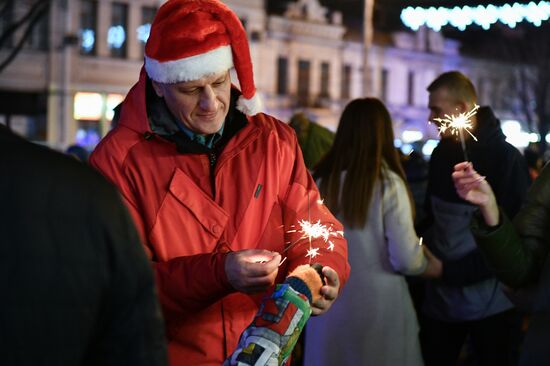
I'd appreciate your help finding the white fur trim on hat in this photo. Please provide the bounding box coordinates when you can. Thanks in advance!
[145,45,234,83]
[236,93,262,116]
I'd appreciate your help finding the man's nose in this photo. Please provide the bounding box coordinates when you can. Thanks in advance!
[199,86,218,111]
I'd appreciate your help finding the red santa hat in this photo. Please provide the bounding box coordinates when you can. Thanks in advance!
[144,0,262,116]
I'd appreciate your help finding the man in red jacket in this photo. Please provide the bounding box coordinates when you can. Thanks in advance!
[89,1,350,365]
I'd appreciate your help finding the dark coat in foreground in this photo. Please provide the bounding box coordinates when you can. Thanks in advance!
[0,125,167,366]
[473,162,550,366]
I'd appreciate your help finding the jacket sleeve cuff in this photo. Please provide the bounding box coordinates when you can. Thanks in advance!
[213,251,232,291]
[471,208,512,248]
[155,251,234,313]
[470,208,530,287]
[471,208,504,237]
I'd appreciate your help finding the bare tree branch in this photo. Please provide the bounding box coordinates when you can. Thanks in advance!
[0,0,49,73]
[0,0,49,49]
[0,0,16,18]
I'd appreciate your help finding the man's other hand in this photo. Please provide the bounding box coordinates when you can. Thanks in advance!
[311,266,340,316]
[225,249,281,293]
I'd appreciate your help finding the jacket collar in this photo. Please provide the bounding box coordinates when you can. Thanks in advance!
[117,68,150,134]
[472,106,506,144]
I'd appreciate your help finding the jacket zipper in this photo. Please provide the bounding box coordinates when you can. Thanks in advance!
[210,125,261,199]
[209,152,217,199]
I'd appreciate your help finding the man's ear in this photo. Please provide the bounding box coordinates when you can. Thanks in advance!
[151,80,164,98]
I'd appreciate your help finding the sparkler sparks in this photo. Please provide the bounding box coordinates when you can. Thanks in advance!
[281,195,344,262]
[433,104,479,141]
[306,247,320,259]
[297,219,341,252]
[432,104,480,161]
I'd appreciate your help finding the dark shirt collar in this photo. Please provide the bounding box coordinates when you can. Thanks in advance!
[177,121,225,149]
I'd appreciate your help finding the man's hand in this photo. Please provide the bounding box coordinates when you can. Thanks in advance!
[311,266,340,316]
[452,161,499,226]
[225,249,281,294]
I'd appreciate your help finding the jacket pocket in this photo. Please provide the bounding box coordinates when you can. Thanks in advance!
[149,168,229,259]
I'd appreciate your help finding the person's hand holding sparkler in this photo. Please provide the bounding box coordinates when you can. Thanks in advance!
[225,249,281,294]
[310,265,340,315]
[452,161,499,226]
[280,193,345,315]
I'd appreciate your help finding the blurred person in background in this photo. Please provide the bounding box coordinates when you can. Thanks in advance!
[420,70,531,366]
[289,112,334,170]
[524,142,544,181]
[65,144,89,163]
[304,98,441,366]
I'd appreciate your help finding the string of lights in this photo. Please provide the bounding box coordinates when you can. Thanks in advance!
[401,1,550,31]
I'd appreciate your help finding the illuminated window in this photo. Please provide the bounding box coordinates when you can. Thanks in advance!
[109,2,128,58]
[80,0,97,55]
[105,94,124,122]
[138,6,156,55]
[74,92,102,121]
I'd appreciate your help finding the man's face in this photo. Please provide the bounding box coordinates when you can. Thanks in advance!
[428,87,461,127]
[152,71,231,135]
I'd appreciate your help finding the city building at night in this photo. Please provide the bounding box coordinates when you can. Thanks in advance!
[0,0,531,153]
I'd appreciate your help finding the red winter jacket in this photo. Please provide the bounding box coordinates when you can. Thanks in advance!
[90,69,349,366]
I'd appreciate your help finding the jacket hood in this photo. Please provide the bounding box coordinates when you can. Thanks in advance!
[471,106,506,146]
[116,68,150,134]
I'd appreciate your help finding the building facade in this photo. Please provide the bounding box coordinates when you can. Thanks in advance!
[0,0,525,151]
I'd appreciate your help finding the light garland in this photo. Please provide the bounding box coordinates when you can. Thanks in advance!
[401,1,550,31]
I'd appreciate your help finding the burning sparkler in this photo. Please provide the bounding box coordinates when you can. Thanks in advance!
[281,193,344,264]
[432,104,479,161]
